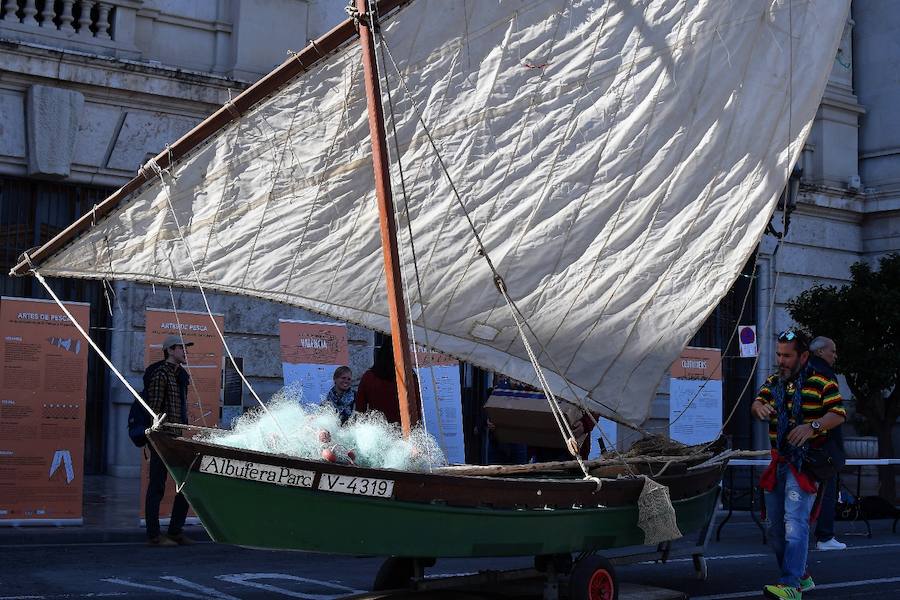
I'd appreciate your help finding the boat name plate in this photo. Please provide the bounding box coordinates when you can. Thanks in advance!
[318,473,394,498]
[198,456,314,488]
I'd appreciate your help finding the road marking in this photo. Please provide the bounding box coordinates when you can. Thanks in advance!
[216,573,363,599]
[635,541,900,565]
[102,579,210,599]
[160,577,241,600]
[692,576,900,600]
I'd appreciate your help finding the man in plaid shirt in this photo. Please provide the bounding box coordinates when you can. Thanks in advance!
[144,335,193,547]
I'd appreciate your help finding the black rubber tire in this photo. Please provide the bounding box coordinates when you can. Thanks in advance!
[569,555,618,600]
[372,556,414,591]
[693,554,708,581]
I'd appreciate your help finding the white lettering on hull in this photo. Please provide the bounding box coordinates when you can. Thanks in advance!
[198,456,314,488]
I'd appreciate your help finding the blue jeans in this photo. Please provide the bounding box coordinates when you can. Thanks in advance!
[763,464,816,587]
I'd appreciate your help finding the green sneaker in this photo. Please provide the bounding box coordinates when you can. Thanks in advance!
[763,584,802,600]
[799,574,815,592]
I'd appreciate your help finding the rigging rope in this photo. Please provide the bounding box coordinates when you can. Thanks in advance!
[496,278,598,484]
[371,0,444,457]
[29,266,156,421]
[167,285,209,428]
[375,33,634,478]
[676,0,798,462]
[145,159,287,438]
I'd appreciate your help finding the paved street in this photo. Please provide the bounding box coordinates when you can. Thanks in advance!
[1,516,897,599]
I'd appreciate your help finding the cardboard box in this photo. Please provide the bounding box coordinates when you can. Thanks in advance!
[485,389,587,449]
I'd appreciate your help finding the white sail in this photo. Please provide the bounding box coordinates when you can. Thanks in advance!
[34,0,849,425]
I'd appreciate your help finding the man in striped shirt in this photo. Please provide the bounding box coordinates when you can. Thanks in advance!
[751,330,846,600]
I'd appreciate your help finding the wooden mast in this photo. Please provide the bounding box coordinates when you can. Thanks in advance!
[355,0,418,436]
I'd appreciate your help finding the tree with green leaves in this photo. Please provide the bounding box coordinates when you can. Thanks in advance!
[787,253,900,501]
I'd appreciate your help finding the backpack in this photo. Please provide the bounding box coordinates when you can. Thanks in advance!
[127,399,152,447]
[127,360,165,448]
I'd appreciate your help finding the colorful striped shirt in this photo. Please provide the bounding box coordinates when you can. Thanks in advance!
[754,368,845,448]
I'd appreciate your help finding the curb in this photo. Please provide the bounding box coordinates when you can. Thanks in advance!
[0,524,211,546]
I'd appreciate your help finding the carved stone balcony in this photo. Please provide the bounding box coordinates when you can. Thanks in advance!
[0,0,141,59]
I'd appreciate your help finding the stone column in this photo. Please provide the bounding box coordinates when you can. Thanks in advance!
[95,2,111,39]
[1,0,18,22]
[77,0,94,36]
[59,0,75,32]
[39,0,55,28]
[21,0,38,26]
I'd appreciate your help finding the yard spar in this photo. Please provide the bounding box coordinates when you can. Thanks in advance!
[12,0,850,577]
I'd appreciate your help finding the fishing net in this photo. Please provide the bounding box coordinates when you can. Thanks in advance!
[199,387,447,472]
[637,476,682,545]
[621,434,691,457]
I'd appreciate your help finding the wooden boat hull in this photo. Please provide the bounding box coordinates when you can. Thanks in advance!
[150,429,722,558]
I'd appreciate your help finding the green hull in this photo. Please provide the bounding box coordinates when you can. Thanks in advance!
[167,463,719,558]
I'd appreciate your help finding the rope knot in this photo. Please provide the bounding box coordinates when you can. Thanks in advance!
[344,5,370,29]
[138,158,159,180]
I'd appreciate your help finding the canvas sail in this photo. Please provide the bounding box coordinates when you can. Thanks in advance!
[26,0,850,425]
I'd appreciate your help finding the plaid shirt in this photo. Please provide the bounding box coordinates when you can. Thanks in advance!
[145,361,187,425]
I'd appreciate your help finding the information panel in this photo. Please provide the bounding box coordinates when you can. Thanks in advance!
[414,349,465,464]
[280,320,349,405]
[669,346,723,445]
[140,308,223,524]
[0,296,90,525]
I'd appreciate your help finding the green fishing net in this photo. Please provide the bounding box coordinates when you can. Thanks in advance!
[199,388,447,472]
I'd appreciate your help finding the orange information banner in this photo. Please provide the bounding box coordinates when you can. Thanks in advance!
[140,308,223,523]
[0,296,90,525]
[279,320,349,405]
[669,346,723,380]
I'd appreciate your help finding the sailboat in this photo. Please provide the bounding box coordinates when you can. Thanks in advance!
[11,0,849,595]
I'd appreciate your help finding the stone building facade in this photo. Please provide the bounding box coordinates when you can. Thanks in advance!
[2,1,898,475]
[0,0,368,478]
[752,2,900,452]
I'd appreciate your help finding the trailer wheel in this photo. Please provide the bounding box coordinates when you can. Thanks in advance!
[569,555,617,600]
[372,557,414,591]
[692,554,708,581]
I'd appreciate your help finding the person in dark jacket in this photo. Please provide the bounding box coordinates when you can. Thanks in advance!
[355,341,420,426]
[809,336,847,551]
[144,335,193,547]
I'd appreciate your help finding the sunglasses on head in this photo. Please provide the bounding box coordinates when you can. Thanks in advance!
[777,330,796,342]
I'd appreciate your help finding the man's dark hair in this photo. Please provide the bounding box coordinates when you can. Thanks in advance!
[777,330,809,354]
